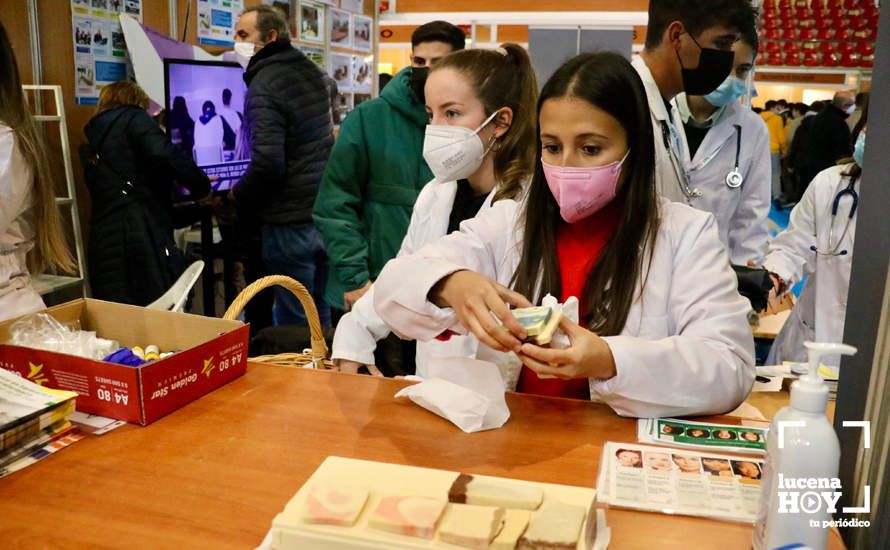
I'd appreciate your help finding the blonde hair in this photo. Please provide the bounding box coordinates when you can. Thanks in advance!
[431,43,538,203]
[0,23,74,274]
[97,80,150,112]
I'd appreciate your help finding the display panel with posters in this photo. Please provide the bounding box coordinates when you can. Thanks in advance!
[299,1,325,43]
[197,0,244,47]
[352,15,372,52]
[164,59,250,193]
[329,8,352,48]
[71,0,142,105]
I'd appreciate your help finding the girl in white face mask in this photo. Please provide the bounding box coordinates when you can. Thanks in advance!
[331,44,538,377]
[374,52,755,418]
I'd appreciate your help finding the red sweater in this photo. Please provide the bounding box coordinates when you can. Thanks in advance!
[516,200,623,400]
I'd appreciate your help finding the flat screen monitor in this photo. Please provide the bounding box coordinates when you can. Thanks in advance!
[164,58,249,193]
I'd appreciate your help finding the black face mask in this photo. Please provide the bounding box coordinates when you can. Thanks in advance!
[409,66,430,105]
[677,34,734,96]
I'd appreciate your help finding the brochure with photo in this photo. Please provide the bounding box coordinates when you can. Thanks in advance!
[597,442,764,524]
[637,418,769,455]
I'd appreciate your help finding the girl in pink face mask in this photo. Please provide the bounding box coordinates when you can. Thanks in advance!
[374,52,754,417]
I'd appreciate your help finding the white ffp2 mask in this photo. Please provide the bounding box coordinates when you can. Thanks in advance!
[234,41,257,68]
[422,110,500,182]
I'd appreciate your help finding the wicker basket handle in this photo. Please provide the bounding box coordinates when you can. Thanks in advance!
[223,275,329,360]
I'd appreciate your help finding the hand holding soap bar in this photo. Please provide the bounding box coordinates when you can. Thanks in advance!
[511,306,562,346]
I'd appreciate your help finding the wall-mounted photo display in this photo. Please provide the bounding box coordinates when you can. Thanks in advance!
[352,54,372,94]
[329,8,352,49]
[298,44,325,69]
[352,14,372,52]
[299,1,325,43]
[330,52,353,92]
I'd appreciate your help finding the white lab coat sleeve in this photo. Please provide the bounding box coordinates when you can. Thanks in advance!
[594,211,755,417]
[329,182,436,364]
[762,172,820,288]
[330,284,390,364]
[0,129,30,236]
[375,201,513,342]
[728,117,772,265]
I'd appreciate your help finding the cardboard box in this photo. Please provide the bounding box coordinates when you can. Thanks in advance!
[0,299,249,425]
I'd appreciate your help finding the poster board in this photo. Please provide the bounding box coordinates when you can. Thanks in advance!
[71,0,143,105]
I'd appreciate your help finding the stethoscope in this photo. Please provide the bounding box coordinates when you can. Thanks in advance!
[661,120,702,199]
[725,124,743,188]
[682,122,745,189]
[810,174,859,256]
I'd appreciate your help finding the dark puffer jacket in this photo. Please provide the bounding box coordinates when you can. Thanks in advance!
[82,106,210,306]
[233,39,333,225]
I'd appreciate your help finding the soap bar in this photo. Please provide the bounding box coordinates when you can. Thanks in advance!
[367,495,446,539]
[490,508,532,550]
[517,500,586,550]
[511,306,562,346]
[438,503,505,550]
[449,473,543,510]
[301,485,368,526]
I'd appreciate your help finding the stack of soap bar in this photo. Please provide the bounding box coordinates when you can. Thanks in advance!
[511,306,562,346]
[438,503,505,549]
[301,485,369,526]
[517,500,586,550]
[449,473,544,510]
[367,495,446,539]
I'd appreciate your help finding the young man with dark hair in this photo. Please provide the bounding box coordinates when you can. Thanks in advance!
[671,24,771,266]
[634,0,757,204]
[230,5,334,327]
[314,21,464,312]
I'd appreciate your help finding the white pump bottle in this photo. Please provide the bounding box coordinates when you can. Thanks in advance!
[753,341,857,550]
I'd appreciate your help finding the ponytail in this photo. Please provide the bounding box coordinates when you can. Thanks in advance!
[492,43,537,203]
[431,43,538,202]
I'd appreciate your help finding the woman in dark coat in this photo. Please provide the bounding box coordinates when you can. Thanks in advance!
[82,81,210,306]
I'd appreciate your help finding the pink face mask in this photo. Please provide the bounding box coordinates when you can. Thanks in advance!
[542,150,629,223]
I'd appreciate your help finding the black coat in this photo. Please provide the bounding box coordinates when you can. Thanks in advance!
[82,106,210,306]
[232,40,333,225]
[791,105,853,189]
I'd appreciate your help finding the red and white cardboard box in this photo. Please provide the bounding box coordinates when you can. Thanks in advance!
[0,299,249,425]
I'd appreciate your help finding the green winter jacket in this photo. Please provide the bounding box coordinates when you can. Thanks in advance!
[313,67,433,309]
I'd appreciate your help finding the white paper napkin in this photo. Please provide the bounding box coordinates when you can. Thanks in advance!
[394,357,510,433]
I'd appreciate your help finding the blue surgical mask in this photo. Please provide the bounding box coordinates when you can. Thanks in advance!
[853,132,866,167]
[703,76,748,107]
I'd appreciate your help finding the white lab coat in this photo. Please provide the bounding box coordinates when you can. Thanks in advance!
[673,96,772,264]
[331,179,518,380]
[0,125,45,322]
[763,164,858,366]
[374,197,755,418]
[632,56,692,205]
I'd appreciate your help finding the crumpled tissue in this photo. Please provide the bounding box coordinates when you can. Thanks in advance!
[394,357,510,433]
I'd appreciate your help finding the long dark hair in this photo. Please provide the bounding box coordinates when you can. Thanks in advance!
[0,22,74,274]
[431,43,538,202]
[511,52,659,336]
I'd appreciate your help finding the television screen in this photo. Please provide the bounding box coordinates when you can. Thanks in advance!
[164,58,250,193]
